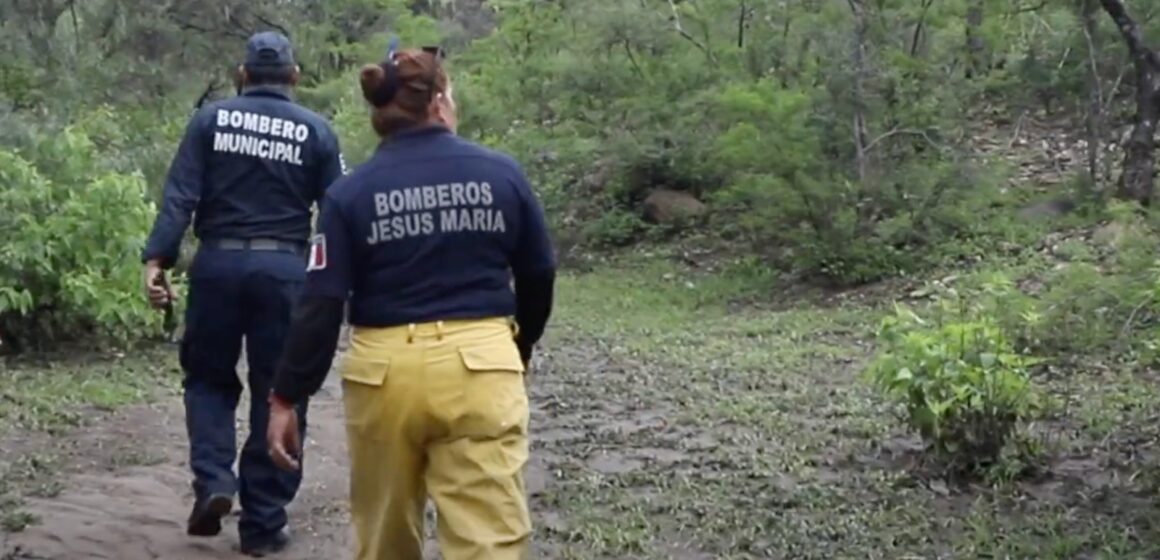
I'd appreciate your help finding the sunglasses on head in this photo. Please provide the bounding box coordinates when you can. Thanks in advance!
[385,33,445,60]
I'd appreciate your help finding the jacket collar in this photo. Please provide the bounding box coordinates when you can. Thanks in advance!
[377,124,453,149]
[241,85,293,101]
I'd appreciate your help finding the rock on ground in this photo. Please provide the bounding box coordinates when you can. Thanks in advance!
[642,189,707,225]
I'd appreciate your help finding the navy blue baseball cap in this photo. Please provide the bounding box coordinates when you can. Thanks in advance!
[244,31,295,68]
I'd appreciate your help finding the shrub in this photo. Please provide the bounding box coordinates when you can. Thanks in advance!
[1025,205,1160,359]
[0,126,164,352]
[582,207,647,248]
[956,202,1160,361]
[865,300,1042,475]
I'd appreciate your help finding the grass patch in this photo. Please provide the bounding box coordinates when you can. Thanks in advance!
[0,345,180,534]
[534,254,1160,558]
[0,506,38,533]
[0,454,57,535]
[0,345,180,434]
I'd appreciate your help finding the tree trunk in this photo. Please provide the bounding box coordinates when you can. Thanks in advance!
[965,0,985,78]
[1082,0,1104,190]
[1100,0,1160,205]
[848,0,869,182]
[410,0,438,17]
[1121,65,1157,204]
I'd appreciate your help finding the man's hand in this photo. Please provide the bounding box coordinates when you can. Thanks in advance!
[144,260,175,309]
[267,393,301,472]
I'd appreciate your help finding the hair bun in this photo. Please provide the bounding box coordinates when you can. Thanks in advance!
[361,47,450,137]
[359,64,386,103]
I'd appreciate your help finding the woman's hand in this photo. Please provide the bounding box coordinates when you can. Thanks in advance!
[267,393,301,471]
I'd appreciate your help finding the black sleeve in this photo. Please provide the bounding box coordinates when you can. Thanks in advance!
[514,268,556,363]
[508,167,557,363]
[271,295,346,404]
[141,109,208,267]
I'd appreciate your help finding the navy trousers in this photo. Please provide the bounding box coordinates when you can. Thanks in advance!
[179,246,309,546]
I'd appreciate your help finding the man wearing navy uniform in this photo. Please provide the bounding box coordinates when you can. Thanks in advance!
[141,30,344,557]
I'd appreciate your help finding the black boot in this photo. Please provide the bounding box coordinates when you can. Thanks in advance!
[187,493,233,537]
[241,527,292,557]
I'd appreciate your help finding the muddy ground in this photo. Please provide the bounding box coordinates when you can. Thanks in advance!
[0,330,683,560]
[0,345,570,560]
[5,263,1160,559]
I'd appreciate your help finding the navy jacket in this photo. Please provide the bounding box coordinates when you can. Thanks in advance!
[303,125,556,327]
[271,124,557,403]
[142,86,345,267]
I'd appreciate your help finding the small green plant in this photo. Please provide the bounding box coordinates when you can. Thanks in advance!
[0,508,38,533]
[0,492,37,533]
[865,301,1041,476]
[582,207,648,248]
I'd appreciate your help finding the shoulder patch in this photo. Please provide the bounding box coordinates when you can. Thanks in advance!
[307,234,327,271]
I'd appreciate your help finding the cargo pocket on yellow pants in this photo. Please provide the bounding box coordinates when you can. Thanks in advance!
[430,342,532,556]
[339,356,391,441]
[456,343,529,438]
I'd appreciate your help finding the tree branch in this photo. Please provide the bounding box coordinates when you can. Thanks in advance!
[863,128,944,154]
[848,0,870,180]
[1100,0,1160,70]
[1102,63,1130,113]
[253,13,290,37]
[1012,1,1047,15]
[666,0,715,62]
[737,1,748,49]
[622,39,646,81]
[175,20,248,40]
[68,0,79,55]
[910,0,934,57]
[1083,0,1105,186]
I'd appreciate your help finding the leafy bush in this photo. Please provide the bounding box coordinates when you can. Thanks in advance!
[705,77,1015,286]
[0,125,164,352]
[944,202,1160,361]
[866,300,1042,475]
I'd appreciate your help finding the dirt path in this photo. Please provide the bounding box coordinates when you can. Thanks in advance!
[0,374,354,560]
[0,341,564,560]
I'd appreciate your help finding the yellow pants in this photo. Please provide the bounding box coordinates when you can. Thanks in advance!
[339,317,531,560]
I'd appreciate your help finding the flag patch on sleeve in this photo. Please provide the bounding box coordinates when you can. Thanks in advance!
[307,234,327,271]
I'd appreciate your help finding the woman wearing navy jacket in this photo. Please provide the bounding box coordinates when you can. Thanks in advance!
[265,43,556,560]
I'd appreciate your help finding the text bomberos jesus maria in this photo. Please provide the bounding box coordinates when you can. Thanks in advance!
[367,182,506,245]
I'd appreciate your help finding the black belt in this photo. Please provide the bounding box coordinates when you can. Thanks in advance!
[205,238,305,254]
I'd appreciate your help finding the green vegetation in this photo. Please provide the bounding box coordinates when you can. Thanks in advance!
[5,0,1160,556]
[866,300,1044,478]
[0,0,1149,302]
[534,256,1160,558]
[0,0,1153,348]
[0,347,179,433]
[0,123,167,353]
